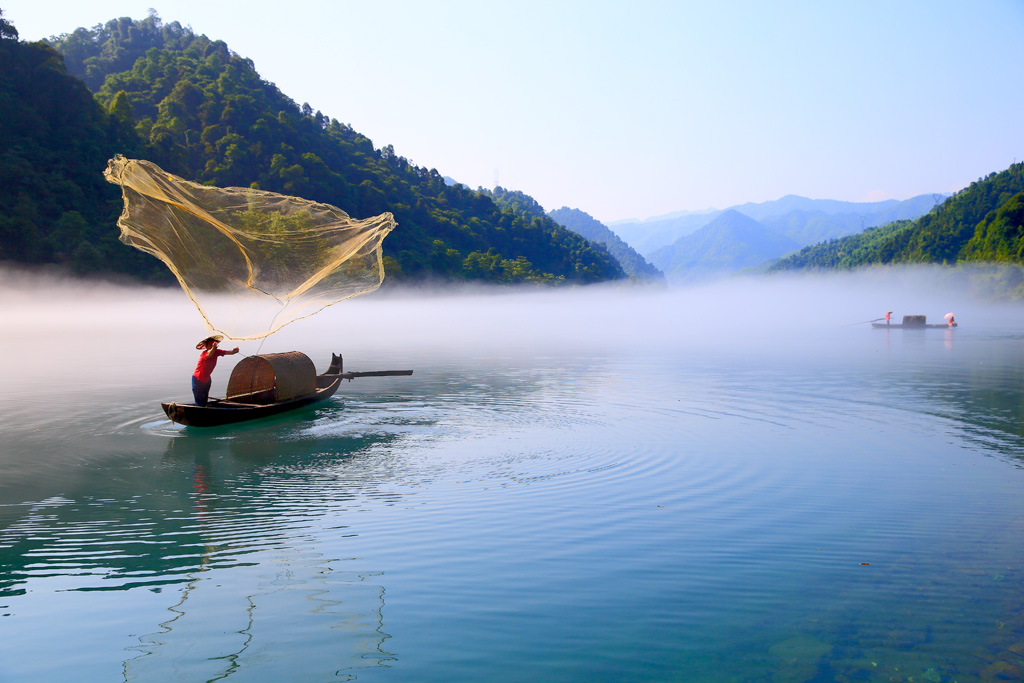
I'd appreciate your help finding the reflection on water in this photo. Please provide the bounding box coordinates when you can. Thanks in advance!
[1,279,1024,681]
[124,451,395,681]
[0,420,402,680]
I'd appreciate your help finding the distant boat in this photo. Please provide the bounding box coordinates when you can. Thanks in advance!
[162,352,412,427]
[872,315,957,330]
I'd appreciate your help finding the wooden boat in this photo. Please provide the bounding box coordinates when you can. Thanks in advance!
[872,314,956,330]
[871,322,956,329]
[162,352,412,427]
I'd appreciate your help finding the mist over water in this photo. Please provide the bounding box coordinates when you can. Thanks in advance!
[2,263,1015,354]
[2,265,1024,682]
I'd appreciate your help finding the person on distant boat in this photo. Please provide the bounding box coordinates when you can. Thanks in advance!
[947,315,956,327]
[885,311,892,325]
[192,335,239,406]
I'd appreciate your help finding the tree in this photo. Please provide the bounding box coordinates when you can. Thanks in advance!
[0,9,18,40]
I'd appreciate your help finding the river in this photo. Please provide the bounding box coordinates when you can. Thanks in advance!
[2,268,1023,682]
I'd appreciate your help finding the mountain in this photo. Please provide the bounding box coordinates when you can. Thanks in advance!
[610,211,721,256]
[759,199,923,246]
[611,195,941,256]
[0,13,624,285]
[634,196,943,284]
[0,25,158,277]
[547,207,664,283]
[607,207,716,226]
[730,194,939,223]
[648,210,799,283]
[758,195,941,246]
[770,163,1024,272]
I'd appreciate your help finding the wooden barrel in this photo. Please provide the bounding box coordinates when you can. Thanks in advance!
[226,351,316,403]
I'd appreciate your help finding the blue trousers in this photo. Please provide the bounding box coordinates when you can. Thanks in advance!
[192,376,212,406]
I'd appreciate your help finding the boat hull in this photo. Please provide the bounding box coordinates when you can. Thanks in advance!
[871,323,957,329]
[162,377,341,427]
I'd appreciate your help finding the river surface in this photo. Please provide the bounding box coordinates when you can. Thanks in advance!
[2,273,1024,682]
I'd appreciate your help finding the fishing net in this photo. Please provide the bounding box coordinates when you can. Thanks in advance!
[104,156,396,339]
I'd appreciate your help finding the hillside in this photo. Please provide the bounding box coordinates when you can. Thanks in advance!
[547,207,664,283]
[886,165,1024,263]
[0,13,624,285]
[0,26,159,277]
[770,163,1024,272]
[480,187,626,282]
[962,192,1024,262]
[648,210,799,283]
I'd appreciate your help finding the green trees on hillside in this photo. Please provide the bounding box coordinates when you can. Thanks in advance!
[890,165,1024,263]
[547,206,664,282]
[962,193,1024,262]
[485,188,625,282]
[0,31,161,277]
[52,11,195,91]
[0,9,18,40]
[31,14,623,285]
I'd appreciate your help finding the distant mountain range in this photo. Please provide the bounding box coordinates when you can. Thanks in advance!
[612,194,941,257]
[647,210,799,283]
[614,194,942,283]
[547,208,664,283]
[609,211,719,256]
[770,164,1024,277]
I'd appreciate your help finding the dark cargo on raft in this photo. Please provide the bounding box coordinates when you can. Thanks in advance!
[162,352,412,427]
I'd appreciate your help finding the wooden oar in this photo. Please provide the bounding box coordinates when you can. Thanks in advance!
[324,370,414,380]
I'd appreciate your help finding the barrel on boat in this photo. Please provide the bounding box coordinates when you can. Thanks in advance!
[226,351,316,404]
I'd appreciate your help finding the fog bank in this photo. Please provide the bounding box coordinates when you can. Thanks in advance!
[3,265,1021,365]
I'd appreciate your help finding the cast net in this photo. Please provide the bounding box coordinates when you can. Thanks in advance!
[104,155,396,339]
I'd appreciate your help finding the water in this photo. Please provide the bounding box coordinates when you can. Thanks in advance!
[2,271,1024,682]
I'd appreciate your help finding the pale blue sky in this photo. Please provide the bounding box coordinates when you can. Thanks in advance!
[5,0,1023,222]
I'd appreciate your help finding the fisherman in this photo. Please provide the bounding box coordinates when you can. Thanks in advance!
[947,314,956,327]
[192,335,240,406]
[885,311,892,325]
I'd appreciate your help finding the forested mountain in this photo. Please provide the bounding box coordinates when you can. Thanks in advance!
[0,18,158,277]
[770,163,1024,272]
[547,207,664,283]
[648,210,799,283]
[0,12,625,285]
[476,187,626,281]
[611,195,939,257]
[51,12,197,91]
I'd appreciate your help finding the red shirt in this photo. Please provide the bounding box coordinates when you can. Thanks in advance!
[193,348,229,383]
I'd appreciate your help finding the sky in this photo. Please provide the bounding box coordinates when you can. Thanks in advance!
[4,0,1023,223]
